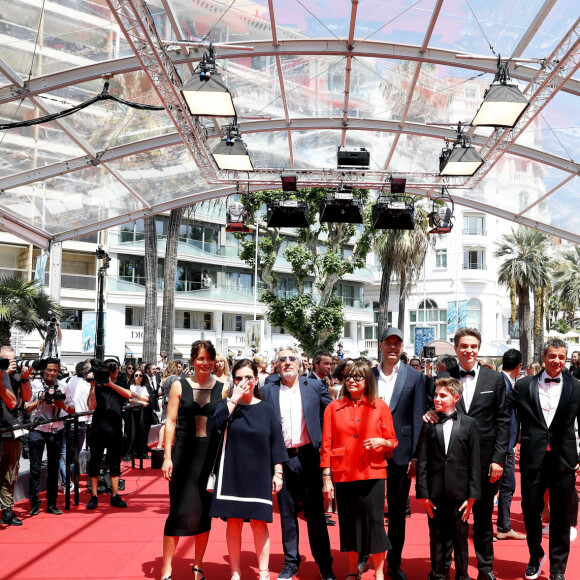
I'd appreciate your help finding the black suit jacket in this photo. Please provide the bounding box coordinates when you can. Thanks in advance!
[508,371,580,473]
[373,363,426,466]
[264,373,280,385]
[502,372,520,450]
[416,413,481,501]
[261,376,332,450]
[438,366,510,469]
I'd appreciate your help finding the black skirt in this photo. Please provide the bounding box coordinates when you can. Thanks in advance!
[335,479,391,554]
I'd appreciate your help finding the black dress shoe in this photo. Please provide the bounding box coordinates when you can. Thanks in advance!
[386,566,407,580]
[549,574,565,580]
[29,506,40,516]
[524,555,546,580]
[47,505,63,515]
[319,566,336,580]
[476,573,496,580]
[2,509,23,526]
[325,514,336,526]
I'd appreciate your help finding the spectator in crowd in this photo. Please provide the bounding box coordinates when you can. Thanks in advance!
[508,338,580,580]
[158,351,168,371]
[310,351,333,390]
[144,362,161,421]
[336,344,345,360]
[479,358,497,371]
[210,359,287,580]
[86,358,147,510]
[213,353,231,396]
[161,340,224,580]
[373,328,426,580]
[58,359,92,492]
[435,355,459,375]
[124,362,136,384]
[527,362,541,376]
[157,361,181,449]
[496,349,526,541]
[126,369,153,460]
[321,359,397,580]
[254,355,270,387]
[300,353,311,376]
[0,346,31,526]
[26,358,75,515]
[409,358,422,371]
[416,377,480,580]
[261,346,335,580]
[569,351,580,380]
[425,328,510,580]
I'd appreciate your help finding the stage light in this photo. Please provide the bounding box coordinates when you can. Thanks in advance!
[281,173,297,191]
[439,122,483,177]
[181,42,236,117]
[267,200,310,228]
[319,187,363,224]
[225,200,252,233]
[428,188,454,234]
[372,194,415,230]
[212,122,254,171]
[472,56,529,128]
[390,177,406,194]
[337,146,370,169]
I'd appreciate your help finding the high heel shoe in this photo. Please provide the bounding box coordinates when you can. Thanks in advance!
[192,566,206,580]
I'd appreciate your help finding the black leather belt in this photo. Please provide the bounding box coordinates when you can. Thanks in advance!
[286,443,312,457]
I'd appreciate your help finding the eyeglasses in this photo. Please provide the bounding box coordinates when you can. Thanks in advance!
[134,374,144,377]
[279,356,297,363]
[233,375,255,383]
[344,374,365,382]
[126,366,134,370]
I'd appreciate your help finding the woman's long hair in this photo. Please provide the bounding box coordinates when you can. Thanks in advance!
[214,353,230,377]
[338,359,377,402]
[163,360,179,380]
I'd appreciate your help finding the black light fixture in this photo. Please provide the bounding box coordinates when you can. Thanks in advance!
[372,193,415,230]
[212,120,254,171]
[428,188,454,234]
[472,55,529,128]
[337,146,370,169]
[225,188,252,233]
[390,176,407,194]
[280,172,297,191]
[319,185,363,224]
[439,122,483,177]
[181,42,236,117]
[267,199,310,228]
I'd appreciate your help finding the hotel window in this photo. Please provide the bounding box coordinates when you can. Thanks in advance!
[463,215,485,236]
[463,249,486,270]
[435,249,447,269]
[409,299,447,344]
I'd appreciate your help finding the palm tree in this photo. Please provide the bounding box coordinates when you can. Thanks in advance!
[553,245,580,318]
[494,227,552,367]
[143,216,158,364]
[0,276,64,346]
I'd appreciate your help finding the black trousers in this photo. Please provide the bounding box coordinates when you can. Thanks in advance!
[521,456,576,575]
[497,449,516,533]
[28,429,64,508]
[427,498,470,580]
[277,444,332,570]
[386,462,412,569]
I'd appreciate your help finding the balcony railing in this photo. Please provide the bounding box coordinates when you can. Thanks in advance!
[462,229,487,236]
[462,263,487,271]
[61,273,96,290]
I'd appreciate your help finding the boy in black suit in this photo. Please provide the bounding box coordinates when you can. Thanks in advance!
[417,377,481,580]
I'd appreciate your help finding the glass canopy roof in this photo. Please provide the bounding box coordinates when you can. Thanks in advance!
[0,0,578,248]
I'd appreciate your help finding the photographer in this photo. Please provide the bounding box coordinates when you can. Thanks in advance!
[86,358,148,510]
[39,319,62,358]
[25,358,75,516]
[0,346,32,526]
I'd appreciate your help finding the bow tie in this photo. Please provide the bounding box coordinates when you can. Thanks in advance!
[438,411,458,424]
[460,369,475,378]
[545,377,560,384]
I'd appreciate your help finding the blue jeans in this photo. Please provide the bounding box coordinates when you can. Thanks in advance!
[497,449,516,532]
[58,423,87,484]
[28,429,64,508]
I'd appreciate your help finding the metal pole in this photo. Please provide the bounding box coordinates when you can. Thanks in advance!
[253,221,259,321]
[95,247,110,361]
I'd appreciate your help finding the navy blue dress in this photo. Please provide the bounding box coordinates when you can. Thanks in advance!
[209,399,288,522]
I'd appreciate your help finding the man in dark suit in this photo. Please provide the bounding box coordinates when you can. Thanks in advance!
[496,348,525,541]
[309,350,333,389]
[508,338,580,580]
[425,327,510,580]
[417,376,481,580]
[372,328,426,580]
[262,346,335,580]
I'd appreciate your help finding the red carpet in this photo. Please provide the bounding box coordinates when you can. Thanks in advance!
[1,461,579,580]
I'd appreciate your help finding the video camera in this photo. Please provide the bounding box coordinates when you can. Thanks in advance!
[44,382,66,404]
[86,358,115,387]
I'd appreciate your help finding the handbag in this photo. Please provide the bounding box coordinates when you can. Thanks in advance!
[206,425,227,494]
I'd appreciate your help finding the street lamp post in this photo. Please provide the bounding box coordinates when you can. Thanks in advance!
[95,246,110,361]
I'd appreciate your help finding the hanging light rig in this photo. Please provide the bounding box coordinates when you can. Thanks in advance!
[471,55,530,128]
[225,185,252,233]
[428,188,455,234]
[181,41,236,117]
[439,121,483,177]
[211,117,254,171]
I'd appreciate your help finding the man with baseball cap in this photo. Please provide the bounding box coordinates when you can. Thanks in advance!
[372,328,426,580]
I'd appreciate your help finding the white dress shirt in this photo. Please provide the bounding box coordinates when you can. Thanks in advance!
[29,379,74,432]
[443,417,454,454]
[459,364,480,412]
[279,383,311,448]
[377,361,400,405]
[66,376,92,423]
[538,371,563,428]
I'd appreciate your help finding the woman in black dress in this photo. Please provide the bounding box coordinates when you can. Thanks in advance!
[210,359,287,580]
[160,340,223,580]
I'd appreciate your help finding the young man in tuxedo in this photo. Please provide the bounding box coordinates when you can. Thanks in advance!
[424,327,510,580]
[417,377,481,580]
[373,327,426,580]
[508,338,580,580]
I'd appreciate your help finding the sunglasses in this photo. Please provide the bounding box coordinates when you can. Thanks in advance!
[127,366,135,370]
[344,374,365,382]
[279,356,297,362]
[134,374,144,378]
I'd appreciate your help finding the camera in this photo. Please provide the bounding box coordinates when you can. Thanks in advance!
[44,383,66,404]
[87,358,111,387]
[0,358,9,371]
[16,358,47,373]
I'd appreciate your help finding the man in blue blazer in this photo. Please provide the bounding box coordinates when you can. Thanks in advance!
[372,328,426,580]
[262,346,335,580]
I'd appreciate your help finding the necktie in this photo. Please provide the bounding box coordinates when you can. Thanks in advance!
[438,411,458,424]
[545,377,560,384]
[460,369,475,378]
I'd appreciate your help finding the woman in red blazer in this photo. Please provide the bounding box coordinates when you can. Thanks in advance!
[321,360,398,580]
